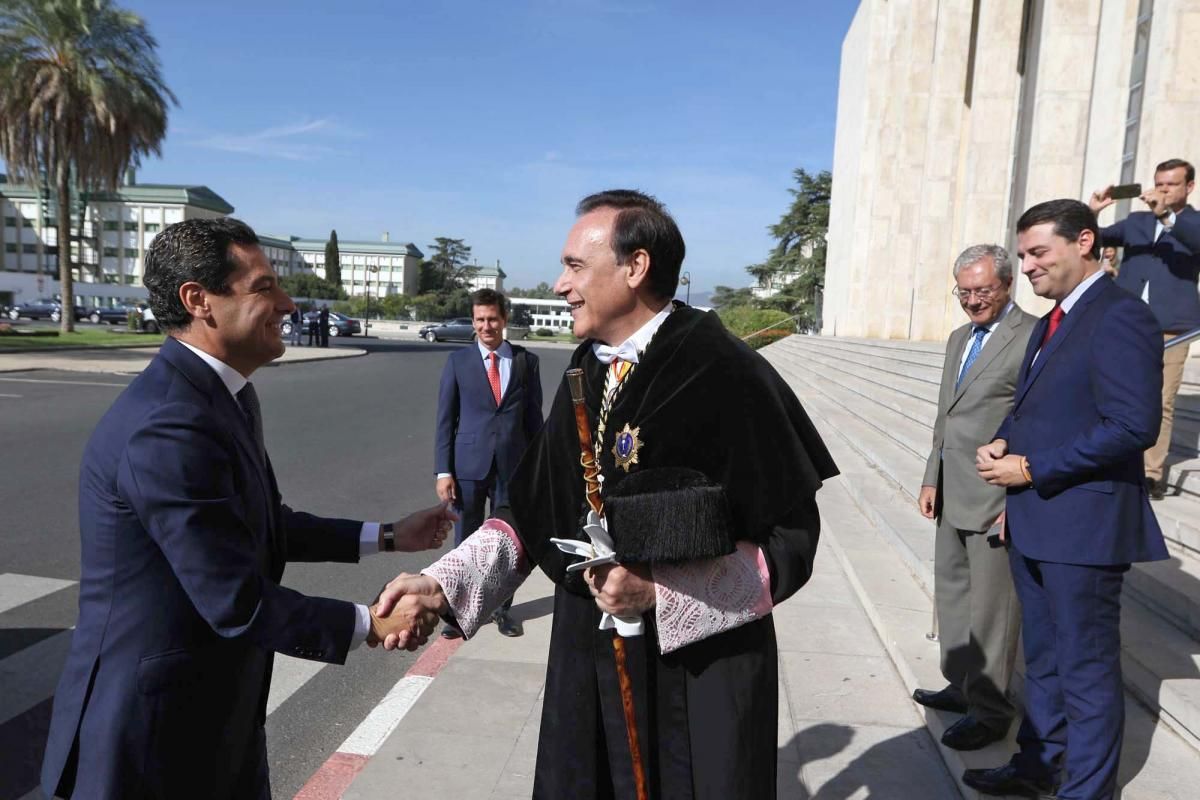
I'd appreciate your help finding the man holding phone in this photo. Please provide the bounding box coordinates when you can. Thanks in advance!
[1090,158,1200,499]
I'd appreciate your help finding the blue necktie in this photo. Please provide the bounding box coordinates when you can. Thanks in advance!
[956,326,988,388]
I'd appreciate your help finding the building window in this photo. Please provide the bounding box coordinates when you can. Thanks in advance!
[124,275,137,285]
[144,222,160,233]
[4,242,15,253]
[22,217,33,228]
[103,220,119,231]
[1119,0,1154,194]
[4,216,15,227]
[103,247,119,257]
[22,243,36,254]
[124,221,138,231]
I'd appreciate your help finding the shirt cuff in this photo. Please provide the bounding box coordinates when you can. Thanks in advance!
[360,522,381,555]
[351,603,371,649]
[436,473,452,480]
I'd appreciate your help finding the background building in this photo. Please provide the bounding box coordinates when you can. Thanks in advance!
[823,0,1200,340]
[511,297,572,331]
[465,262,506,292]
[0,176,422,307]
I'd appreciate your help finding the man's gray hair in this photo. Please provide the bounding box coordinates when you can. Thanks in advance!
[952,244,1012,283]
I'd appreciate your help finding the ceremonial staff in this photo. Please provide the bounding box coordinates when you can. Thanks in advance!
[565,367,648,800]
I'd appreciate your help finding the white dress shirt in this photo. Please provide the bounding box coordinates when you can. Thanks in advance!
[1143,209,1178,304]
[592,303,673,365]
[957,301,1014,375]
[177,339,378,648]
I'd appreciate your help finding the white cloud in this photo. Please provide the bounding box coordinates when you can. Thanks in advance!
[187,118,361,161]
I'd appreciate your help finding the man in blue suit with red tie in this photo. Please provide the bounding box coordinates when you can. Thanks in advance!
[435,288,543,637]
[967,199,1168,799]
[40,218,451,800]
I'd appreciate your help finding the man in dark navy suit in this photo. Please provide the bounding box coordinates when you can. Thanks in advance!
[40,218,452,800]
[1090,158,1200,499]
[434,288,543,637]
[966,200,1168,799]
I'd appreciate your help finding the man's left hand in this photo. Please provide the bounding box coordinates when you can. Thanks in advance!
[586,563,656,618]
[978,454,1029,487]
[1142,187,1169,217]
[388,503,457,552]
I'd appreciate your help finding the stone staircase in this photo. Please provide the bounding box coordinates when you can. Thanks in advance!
[762,335,1200,799]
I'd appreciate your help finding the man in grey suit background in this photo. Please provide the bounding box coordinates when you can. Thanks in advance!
[913,244,1038,750]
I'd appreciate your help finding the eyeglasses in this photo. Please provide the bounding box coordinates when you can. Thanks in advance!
[952,284,1003,301]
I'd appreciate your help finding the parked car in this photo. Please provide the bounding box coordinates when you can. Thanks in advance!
[87,305,135,325]
[7,298,86,322]
[281,310,361,338]
[419,317,474,343]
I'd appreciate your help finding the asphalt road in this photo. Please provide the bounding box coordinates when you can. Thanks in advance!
[0,338,571,799]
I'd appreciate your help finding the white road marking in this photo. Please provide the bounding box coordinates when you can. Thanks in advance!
[338,675,434,756]
[0,377,127,387]
[0,392,20,397]
[266,654,328,716]
[0,573,76,615]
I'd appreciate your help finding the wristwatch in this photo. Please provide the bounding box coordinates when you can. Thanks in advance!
[381,522,395,552]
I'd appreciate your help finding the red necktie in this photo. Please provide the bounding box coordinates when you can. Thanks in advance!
[488,352,502,406]
[1041,304,1064,348]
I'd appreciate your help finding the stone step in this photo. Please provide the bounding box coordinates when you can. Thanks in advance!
[819,472,1200,798]
[777,336,944,394]
[765,339,1200,757]
[773,344,1200,641]
[784,345,939,422]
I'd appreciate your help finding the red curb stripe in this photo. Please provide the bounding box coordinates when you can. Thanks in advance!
[293,752,368,799]
[292,635,467,799]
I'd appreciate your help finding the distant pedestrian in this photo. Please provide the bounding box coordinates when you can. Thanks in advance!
[307,307,319,346]
[290,307,303,346]
[319,305,330,347]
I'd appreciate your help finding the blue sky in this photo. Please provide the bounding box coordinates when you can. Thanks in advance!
[121,0,856,293]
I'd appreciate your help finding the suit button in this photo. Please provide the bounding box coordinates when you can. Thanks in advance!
[1013,413,1021,420]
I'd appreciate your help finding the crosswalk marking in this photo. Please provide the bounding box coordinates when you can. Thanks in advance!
[338,675,433,756]
[0,573,75,615]
[267,654,329,715]
[0,629,73,725]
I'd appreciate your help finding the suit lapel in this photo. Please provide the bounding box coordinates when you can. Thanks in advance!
[1015,278,1108,407]
[504,346,526,408]
[949,312,1017,408]
[159,338,277,546]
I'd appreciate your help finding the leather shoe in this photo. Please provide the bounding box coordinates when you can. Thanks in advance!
[440,624,462,640]
[912,685,967,714]
[1147,477,1166,501]
[962,763,1057,798]
[940,715,1007,750]
[492,610,523,638]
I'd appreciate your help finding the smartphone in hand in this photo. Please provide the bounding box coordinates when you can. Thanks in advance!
[1109,183,1142,200]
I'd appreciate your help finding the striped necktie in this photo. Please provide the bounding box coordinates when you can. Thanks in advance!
[956,326,988,388]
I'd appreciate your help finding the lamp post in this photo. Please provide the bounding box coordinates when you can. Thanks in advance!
[679,271,691,305]
[364,264,379,337]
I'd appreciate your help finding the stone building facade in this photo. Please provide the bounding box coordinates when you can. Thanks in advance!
[823,0,1200,340]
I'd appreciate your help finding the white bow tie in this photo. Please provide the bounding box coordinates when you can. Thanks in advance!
[592,341,640,365]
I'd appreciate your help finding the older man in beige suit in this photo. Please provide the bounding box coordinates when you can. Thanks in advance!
[913,244,1038,751]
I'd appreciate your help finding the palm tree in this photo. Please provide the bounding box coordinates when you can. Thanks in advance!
[0,0,175,331]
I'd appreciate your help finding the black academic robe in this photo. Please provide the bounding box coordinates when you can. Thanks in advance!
[503,305,838,800]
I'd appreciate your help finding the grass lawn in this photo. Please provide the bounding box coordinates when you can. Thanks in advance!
[0,328,165,350]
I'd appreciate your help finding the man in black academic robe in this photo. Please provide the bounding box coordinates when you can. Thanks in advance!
[378,189,837,799]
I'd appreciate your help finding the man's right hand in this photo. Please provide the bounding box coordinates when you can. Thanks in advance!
[917,485,937,519]
[436,476,457,504]
[374,573,449,651]
[366,592,442,652]
[1089,185,1115,213]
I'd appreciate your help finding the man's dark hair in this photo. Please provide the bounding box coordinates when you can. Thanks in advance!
[471,288,508,318]
[142,217,260,331]
[1155,158,1195,183]
[576,189,686,301]
[1016,199,1101,259]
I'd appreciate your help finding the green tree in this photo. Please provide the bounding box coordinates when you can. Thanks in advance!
[324,229,341,287]
[746,168,831,331]
[280,272,345,300]
[0,0,175,332]
[424,237,477,291]
[507,281,558,299]
[710,285,755,308]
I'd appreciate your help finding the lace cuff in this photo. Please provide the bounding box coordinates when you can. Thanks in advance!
[652,541,773,654]
[421,518,530,638]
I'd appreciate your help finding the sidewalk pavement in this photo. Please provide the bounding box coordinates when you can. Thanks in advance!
[0,341,365,374]
[331,487,961,800]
